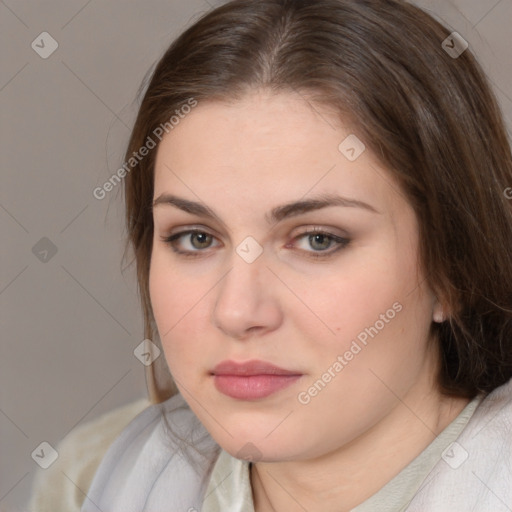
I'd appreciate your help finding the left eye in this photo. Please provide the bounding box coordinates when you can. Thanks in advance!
[292,231,349,254]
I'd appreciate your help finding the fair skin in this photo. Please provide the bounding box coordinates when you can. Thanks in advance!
[149,90,469,512]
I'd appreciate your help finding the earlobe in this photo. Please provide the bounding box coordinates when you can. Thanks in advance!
[431,292,446,323]
[432,308,445,323]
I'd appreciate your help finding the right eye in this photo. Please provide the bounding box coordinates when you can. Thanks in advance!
[160,229,221,256]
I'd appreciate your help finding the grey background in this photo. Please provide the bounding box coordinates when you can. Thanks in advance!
[1,0,510,509]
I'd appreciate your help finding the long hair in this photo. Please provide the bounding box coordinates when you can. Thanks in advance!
[121,0,512,403]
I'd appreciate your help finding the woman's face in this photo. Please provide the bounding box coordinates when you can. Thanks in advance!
[150,90,440,461]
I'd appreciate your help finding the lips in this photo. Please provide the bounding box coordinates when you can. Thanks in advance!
[212,360,301,376]
[211,360,303,400]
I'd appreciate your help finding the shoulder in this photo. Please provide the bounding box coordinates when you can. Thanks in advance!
[81,393,220,512]
[407,378,512,511]
[28,397,150,512]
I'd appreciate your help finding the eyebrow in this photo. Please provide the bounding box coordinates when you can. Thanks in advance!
[152,193,380,224]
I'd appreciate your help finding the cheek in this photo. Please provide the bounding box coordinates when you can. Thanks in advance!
[289,235,430,366]
[288,253,406,344]
[148,253,208,373]
[149,256,179,334]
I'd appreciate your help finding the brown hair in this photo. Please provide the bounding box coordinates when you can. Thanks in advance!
[122,0,512,404]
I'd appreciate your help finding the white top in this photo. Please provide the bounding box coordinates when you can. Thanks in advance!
[28,398,151,512]
[81,378,512,511]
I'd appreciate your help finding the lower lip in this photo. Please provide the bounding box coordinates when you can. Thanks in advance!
[213,374,302,400]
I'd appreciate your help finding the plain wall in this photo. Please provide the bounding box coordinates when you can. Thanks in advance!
[1,0,510,509]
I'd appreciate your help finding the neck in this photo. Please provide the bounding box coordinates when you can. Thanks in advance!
[251,376,470,512]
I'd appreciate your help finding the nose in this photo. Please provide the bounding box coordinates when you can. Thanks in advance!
[212,254,283,340]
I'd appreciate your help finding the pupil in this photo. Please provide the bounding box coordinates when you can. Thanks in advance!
[310,234,330,250]
[192,233,211,248]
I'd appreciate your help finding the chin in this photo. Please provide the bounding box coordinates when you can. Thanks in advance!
[205,421,301,462]
[224,438,297,463]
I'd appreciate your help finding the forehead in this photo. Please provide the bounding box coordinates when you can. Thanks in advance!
[153,91,408,220]
[156,91,344,172]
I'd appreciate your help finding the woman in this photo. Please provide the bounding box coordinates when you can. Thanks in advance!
[81,0,512,510]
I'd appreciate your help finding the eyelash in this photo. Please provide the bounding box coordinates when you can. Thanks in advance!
[160,228,350,260]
